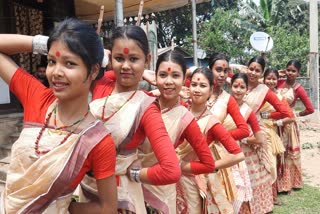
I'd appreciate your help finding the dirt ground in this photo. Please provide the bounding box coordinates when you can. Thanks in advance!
[299,119,320,188]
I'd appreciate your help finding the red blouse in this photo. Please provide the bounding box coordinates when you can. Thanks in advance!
[9,68,116,188]
[258,89,291,119]
[226,96,250,140]
[207,122,242,154]
[91,77,181,185]
[278,80,314,115]
[247,112,261,133]
[177,119,215,175]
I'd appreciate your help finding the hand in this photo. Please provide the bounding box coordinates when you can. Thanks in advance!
[142,69,156,86]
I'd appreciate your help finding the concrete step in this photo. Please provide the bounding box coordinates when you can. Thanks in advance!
[0,143,13,159]
[9,132,20,144]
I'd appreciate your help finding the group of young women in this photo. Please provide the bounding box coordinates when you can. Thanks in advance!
[0,17,313,214]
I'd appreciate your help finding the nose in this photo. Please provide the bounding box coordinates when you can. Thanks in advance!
[52,63,64,77]
[122,60,130,70]
[164,75,173,84]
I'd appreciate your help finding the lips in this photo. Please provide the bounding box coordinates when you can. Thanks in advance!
[163,88,175,94]
[120,72,133,78]
[52,81,68,91]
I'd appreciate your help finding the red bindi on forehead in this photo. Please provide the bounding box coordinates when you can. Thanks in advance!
[167,67,171,71]
[55,51,60,57]
[123,48,129,54]
[197,78,200,81]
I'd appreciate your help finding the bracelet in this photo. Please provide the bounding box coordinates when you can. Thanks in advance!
[276,119,283,127]
[32,35,49,55]
[241,138,248,144]
[101,49,109,68]
[129,167,141,183]
[260,112,269,119]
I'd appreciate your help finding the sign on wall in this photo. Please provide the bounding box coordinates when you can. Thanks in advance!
[0,78,10,104]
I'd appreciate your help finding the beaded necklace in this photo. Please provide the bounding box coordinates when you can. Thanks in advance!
[29,104,90,160]
[101,90,137,122]
[160,100,180,114]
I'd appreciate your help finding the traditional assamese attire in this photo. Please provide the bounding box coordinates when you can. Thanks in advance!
[244,84,290,213]
[139,104,214,214]
[1,68,116,214]
[81,73,180,214]
[276,86,303,191]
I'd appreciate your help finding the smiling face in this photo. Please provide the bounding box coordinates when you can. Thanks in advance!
[231,78,247,102]
[211,59,229,87]
[156,61,184,105]
[286,64,299,81]
[111,38,150,92]
[247,62,263,84]
[264,72,278,90]
[189,73,211,106]
[46,40,95,101]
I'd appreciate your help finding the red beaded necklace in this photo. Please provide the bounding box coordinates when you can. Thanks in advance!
[161,100,180,114]
[101,90,137,122]
[30,104,90,160]
[190,105,208,121]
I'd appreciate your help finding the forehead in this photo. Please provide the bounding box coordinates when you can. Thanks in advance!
[48,40,75,56]
[112,38,144,54]
[249,62,262,69]
[233,78,246,85]
[214,59,228,67]
[191,73,209,83]
[266,72,277,78]
[158,61,183,72]
[287,65,298,70]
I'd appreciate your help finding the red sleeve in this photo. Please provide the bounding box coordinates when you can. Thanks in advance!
[295,86,314,115]
[247,112,261,133]
[180,119,215,174]
[70,134,116,188]
[131,103,181,185]
[9,68,55,123]
[184,79,191,87]
[207,123,241,154]
[264,90,291,119]
[226,96,250,140]
[277,78,286,88]
[104,70,116,81]
[92,73,115,100]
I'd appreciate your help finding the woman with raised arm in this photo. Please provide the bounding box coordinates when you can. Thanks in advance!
[177,67,245,214]
[229,73,270,213]
[138,52,215,214]
[244,56,291,213]
[83,26,181,214]
[0,18,117,213]
[263,68,302,196]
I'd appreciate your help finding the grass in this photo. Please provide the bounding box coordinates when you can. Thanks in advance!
[273,185,320,214]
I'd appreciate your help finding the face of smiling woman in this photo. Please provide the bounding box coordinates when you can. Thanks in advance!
[156,61,184,107]
[46,40,95,101]
[190,73,211,106]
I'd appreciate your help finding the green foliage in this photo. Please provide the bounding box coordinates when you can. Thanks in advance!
[186,8,255,64]
[267,24,309,76]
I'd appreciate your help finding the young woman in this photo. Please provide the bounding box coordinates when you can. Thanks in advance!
[83,26,181,214]
[207,53,249,140]
[228,73,268,213]
[244,56,291,213]
[179,67,245,214]
[264,68,302,194]
[278,60,314,117]
[0,18,117,213]
[139,52,215,214]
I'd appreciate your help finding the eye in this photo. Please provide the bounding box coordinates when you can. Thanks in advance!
[47,59,55,65]
[66,61,77,66]
[173,73,181,78]
[191,83,197,87]
[130,57,138,62]
[115,56,124,62]
[159,73,167,78]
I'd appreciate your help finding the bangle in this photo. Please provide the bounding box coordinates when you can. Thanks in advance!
[101,49,109,68]
[241,138,248,144]
[129,167,141,183]
[276,119,283,127]
[32,35,49,55]
[260,112,269,119]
